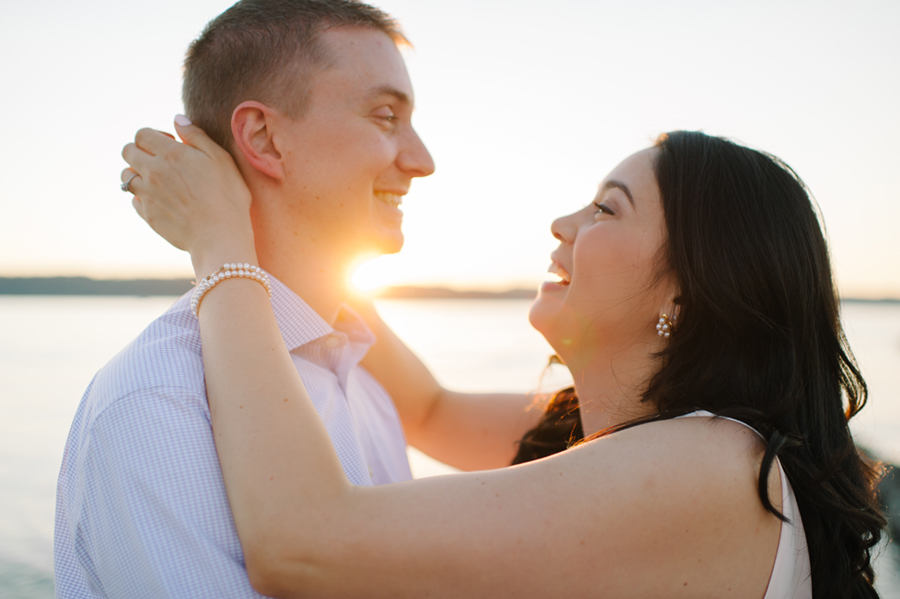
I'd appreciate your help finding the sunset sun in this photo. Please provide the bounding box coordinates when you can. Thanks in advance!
[348,255,402,295]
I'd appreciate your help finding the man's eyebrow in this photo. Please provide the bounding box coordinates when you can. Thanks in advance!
[599,180,635,209]
[366,85,412,108]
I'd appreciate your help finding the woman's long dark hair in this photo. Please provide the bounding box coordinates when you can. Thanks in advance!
[515,131,885,598]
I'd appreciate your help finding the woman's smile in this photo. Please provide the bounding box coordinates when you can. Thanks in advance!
[543,259,571,291]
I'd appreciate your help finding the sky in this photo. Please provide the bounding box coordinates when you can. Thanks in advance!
[1,0,898,297]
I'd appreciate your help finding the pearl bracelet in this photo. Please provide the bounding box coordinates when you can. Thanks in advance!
[191,263,273,318]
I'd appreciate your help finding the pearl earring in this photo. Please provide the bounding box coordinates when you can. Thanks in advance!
[656,313,676,338]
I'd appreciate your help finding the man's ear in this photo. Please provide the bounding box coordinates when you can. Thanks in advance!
[231,101,284,180]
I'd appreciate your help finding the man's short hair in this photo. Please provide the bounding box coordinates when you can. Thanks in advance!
[183,0,406,152]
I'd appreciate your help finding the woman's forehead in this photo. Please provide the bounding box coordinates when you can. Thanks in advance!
[596,148,659,206]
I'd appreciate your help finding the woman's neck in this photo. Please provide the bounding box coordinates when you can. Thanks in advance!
[568,340,661,438]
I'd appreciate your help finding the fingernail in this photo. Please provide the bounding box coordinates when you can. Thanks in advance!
[175,114,192,127]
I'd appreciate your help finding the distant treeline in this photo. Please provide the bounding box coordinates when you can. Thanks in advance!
[1,278,896,303]
[0,277,195,296]
[0,277,540,300]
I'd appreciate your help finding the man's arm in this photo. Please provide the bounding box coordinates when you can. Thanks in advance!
[68,390,263,598]
[349,298,548,471]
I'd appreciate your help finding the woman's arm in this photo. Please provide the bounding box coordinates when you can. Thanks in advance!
[124,120,782,598]
[350,297,546,470]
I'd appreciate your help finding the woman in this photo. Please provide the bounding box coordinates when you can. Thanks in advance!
[123,126,883,598]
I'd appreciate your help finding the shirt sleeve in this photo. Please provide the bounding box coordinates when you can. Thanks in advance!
[71,388,266,599]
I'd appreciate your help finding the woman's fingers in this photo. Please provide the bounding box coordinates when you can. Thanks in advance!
[131,195,147,221]
[134,127,181,157]
[120,116,252,256]
[173,116,225,158]
[120,168,141,195]
[122,142,153,173]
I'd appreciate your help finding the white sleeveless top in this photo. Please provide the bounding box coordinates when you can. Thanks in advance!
[680,411,812,598]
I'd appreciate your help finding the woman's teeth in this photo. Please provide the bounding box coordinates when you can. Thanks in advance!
[548,263,571,285]
[375,192,403,207]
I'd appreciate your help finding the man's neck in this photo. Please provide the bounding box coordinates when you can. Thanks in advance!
[248,180,362,326]
[256,241,350,326]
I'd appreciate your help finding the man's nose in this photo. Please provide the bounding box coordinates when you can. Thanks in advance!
[398,127,435,178]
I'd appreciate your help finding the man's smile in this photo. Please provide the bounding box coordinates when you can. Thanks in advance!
[374,191,404,207]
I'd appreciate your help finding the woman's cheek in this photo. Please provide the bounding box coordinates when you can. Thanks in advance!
[572,240,653,319]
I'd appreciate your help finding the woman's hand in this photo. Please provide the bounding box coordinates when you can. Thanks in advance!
[121,116,257,275]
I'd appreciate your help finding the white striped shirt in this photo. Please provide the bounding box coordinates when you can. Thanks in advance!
[54,276,411,598]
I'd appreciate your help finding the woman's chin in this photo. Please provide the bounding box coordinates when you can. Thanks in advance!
[528,293,564,350]
[530,291,596,365]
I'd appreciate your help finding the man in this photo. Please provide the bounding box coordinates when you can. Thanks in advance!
[55,0,538,598]
[54,2,434,596]
[57,0,546,594]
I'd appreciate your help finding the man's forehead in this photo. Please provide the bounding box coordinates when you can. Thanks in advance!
[314,27,414,100]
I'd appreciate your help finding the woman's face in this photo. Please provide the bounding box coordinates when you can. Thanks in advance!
[529,148,675,366]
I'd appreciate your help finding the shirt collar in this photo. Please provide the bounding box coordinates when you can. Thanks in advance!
[333,304,377,347]
[268,273,375,352]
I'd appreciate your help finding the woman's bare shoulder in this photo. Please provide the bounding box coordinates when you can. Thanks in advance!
[557,412,767,474]
[522,414,782,596]
[599,413,768,469]
[558,414,778,521]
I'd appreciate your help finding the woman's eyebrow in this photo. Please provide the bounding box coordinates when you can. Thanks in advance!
[599,180,635,209]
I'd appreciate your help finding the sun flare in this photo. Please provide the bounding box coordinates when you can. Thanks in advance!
[348,255,402,295]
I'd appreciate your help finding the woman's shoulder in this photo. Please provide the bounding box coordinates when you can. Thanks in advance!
[497,411,784,596]
[606,412,779,507]
[524,410,781,533]
[576,411,769,474]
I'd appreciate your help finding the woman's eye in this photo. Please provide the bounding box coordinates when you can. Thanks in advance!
[593,202,615,218]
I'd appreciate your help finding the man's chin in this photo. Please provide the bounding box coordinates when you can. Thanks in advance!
[371,229,404,256]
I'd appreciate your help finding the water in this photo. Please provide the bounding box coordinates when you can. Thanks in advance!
[1,296,898,596]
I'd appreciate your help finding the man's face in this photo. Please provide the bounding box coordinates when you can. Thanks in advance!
[272,26,434,264]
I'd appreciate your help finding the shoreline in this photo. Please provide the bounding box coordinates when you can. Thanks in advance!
[0,277,897,303]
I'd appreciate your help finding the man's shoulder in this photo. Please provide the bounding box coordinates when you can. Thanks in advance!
[81,293,207,427]
[54,297,259,599]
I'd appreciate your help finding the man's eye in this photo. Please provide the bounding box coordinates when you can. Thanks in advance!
[372,107,396,122]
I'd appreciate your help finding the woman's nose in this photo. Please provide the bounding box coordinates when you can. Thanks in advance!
[550,211,579,244]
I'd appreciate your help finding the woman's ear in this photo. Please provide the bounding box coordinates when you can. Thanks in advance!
[669,295,682,322]
[660,278,682,322]
[231,101,284,181]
